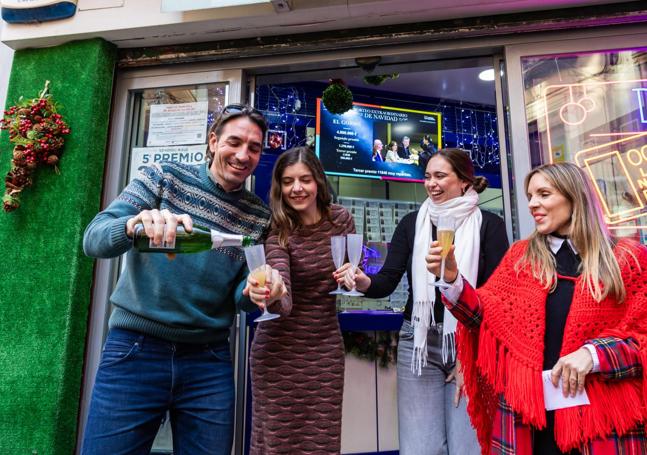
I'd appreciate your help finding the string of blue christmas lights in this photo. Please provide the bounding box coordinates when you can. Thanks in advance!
[254,83,500,169]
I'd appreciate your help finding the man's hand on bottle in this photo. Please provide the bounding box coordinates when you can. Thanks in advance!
[126,209,193,260]
[243,266,287,310]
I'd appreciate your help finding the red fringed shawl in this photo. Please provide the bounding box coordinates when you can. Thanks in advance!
[458,239,647,453]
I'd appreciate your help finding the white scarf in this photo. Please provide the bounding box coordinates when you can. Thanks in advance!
[410,189,482,375]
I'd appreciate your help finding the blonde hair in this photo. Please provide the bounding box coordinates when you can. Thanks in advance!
[518,162,626,302]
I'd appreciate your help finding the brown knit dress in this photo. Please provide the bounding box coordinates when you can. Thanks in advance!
[250,204,355,454]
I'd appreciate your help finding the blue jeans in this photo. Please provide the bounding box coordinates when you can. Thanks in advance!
[397,320,480,455]
[81,328,234,455]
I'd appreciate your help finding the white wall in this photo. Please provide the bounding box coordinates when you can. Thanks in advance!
[0,21,14,110]
[0,0,633,51]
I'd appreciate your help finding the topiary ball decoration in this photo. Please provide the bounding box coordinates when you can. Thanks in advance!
[322,80,353,115]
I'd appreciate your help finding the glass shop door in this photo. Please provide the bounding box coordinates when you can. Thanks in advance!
[77,67,246,455]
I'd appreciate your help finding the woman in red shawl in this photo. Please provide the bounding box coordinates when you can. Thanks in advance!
[426,162,647,454]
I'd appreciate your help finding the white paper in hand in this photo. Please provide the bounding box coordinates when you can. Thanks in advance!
[542,370,590,411]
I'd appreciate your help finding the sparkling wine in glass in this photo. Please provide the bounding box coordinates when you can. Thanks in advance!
[330,235,347,295]
[344,233,365,297]
[244,245,280,322]
[435,215,456,284]
[250,266,267,287]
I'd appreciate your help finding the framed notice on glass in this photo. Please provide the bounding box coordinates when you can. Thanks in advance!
[147,102,209,147]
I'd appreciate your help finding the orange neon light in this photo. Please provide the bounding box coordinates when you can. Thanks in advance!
[543,79,647,165]
[543,80,647,227]
[609,225,647,230]
[574,134,647,225]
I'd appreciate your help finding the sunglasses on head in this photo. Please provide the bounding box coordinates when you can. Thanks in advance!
[221,103,262,116]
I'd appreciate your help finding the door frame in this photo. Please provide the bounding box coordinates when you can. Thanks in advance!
[77,66,245,454]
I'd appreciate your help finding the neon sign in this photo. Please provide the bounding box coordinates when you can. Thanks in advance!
[544,79,647,227]
[557,85,596,126]
[633,88,647,124]
[575,133,647,225]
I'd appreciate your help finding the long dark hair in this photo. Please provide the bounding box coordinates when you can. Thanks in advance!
[431,148,488,194]
[270,147,333,247]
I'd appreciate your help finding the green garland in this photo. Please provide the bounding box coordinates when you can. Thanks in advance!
[322,79,353,115]
[343,331,399,368]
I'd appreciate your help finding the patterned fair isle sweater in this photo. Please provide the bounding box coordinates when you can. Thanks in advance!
[83,162,270,343]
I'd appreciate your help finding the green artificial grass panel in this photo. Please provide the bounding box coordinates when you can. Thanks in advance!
[0,38,117,454]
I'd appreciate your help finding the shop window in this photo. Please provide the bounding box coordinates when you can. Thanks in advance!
[127,83,228,182]
[522,48,647,243]
[255,73,504,312]
[254,80,503,216]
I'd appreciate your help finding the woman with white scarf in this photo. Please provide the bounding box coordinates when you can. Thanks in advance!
[335,148,509,455]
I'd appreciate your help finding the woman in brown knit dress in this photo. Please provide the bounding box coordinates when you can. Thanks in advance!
[247,147,355,454]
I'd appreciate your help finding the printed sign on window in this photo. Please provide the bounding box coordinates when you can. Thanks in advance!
[129,145,207,183]
[147,102,209,147]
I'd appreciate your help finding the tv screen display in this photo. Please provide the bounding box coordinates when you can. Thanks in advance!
[316,99,442,182]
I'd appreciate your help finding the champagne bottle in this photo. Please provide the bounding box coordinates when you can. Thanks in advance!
[133,224,254,253]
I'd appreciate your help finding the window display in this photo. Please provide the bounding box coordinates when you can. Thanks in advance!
[522,48,647,242]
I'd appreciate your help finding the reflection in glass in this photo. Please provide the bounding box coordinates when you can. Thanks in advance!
[125,82,229,453]
[125,84,229,192]
[522,48,647,244]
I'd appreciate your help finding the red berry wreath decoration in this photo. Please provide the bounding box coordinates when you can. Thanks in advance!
[0,81,70,212]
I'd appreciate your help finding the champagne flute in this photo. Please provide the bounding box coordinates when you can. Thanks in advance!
[329,235,347,295]
[435,214,456,285]
[344,233,365,297]
[244,245,280,322]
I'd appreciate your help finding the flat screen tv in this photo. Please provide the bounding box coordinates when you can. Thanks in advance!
[316,99,442,182]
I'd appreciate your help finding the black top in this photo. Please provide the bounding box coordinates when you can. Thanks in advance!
[397,145,411,159]
[534,238,582,455]
[543,239,582,370]
[365,209,509,322]
[417,149,435,173]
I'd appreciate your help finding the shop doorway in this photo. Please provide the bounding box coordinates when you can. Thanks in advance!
[245,55,512,454]
[77,67,247,455]
[79,54,514,455]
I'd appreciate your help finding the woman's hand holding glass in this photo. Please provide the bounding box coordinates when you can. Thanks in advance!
[434,214,457,283]
[426,241,459,284]
[243,245,283,322]
[333,263,371,293]
[244,266,286,310]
